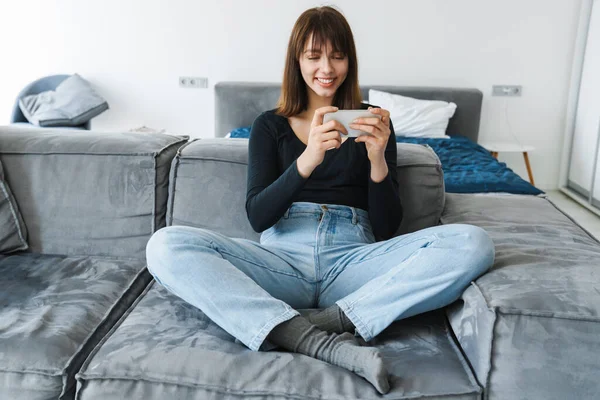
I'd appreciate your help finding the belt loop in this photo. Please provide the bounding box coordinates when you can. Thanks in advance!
[284,207,290,219]
[351,207,358,225]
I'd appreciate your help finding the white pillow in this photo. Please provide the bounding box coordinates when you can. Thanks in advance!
[368,89,456,138]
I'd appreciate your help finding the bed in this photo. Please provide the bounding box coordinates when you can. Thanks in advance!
[214,82,542,195]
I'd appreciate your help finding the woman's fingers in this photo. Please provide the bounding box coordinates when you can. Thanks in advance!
[368,106,391,120]
[321,130,342,141]
[351,116,381,126]
[350,107,391,139]
[311,106,339,128]
[355,134,378,146]
[322,139,342,151]
[319,119,348,135]
[349,123,380,137]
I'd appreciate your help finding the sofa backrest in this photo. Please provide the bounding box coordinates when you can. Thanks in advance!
[0,126,188,260]
[167,138,444,240]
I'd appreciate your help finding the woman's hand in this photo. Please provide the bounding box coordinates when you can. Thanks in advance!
[349,107,392,163]
[297,106,348,178]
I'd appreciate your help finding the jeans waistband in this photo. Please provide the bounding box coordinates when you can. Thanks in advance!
[283,202,370,225]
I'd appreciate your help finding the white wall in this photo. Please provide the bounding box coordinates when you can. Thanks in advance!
[0,0,582,189]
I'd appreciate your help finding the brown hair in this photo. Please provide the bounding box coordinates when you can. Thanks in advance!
[276,6,362,117]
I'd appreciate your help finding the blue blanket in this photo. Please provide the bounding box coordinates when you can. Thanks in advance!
[396,136,543,195]
[228,127,543,195]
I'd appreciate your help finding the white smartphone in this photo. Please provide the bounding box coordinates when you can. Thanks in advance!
[322,110,382,137]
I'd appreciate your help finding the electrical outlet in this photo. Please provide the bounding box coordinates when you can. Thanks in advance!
[179,76,208,88]
[492,85,522,96]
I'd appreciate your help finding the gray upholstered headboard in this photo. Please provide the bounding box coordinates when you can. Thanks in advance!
[214,82,483,142]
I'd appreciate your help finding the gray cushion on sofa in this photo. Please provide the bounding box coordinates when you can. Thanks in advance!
[441,193,600,399]
[0,126,188,260]
[0,253,152,400]
[75,281,480,399]
[19,74,109,127]
[0,158,28,253]
[167,138,444,239]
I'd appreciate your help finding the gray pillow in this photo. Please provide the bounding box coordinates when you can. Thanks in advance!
[0,158,28,253]
[394,142,445,235]
[19,74,109,127]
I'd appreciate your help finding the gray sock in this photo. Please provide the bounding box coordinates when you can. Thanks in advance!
[307,304,356,334]
[267,315,389,394]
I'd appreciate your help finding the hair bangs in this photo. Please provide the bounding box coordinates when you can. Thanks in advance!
[300,15,349,58]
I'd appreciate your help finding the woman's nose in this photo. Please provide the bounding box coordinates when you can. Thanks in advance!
[320,57,333,72]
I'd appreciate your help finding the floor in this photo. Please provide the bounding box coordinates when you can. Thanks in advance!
[545,190,600,240]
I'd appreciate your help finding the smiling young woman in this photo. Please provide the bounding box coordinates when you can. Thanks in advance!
[276,7,361,117]
[146,5,495,395]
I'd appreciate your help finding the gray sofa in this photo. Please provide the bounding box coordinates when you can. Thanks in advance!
[1,84,599,400]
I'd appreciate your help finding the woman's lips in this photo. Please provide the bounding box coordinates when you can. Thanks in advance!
[316,77,335,87]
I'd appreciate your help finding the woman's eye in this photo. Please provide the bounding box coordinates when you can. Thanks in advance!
[306,55,345,60]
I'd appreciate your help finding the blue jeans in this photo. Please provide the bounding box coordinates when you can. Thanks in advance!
[146,202,495,351]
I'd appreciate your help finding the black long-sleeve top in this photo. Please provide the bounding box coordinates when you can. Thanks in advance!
[245,103,403,241]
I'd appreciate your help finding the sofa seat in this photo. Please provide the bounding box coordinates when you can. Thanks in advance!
[442,193,600,399]
[0,252,151,400]
[9,122,86,130]
[75,280,481,400]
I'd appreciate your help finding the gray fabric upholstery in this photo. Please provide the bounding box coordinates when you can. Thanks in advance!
[441,193,600,399]
[0,126,188,260]
[19,74,108,127]
[75,281,480,400]
[0,252,152,400]
[214,82,482,142]
[395,143,445,235]
[166,138,444,238]
[0,158,28,253]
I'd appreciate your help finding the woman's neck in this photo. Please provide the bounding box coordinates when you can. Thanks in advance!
[303,91,334,119]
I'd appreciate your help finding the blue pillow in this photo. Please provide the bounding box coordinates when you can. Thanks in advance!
[229,126,251,138]
[19,74,109,127]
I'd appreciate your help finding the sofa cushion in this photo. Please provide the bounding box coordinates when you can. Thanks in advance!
[0,253,152,400]
[75,281,481,399]
[0,158,28,253]
[167,138,444,240]
[18,74,108,127]
[0,126,188,259]
[441,193,600,399]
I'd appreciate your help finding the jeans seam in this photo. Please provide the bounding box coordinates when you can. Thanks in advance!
[285,211,320,217]
[350,250,422,310]
[217,248,313,283]
[337,301,373,341]
[353,233,438,264]
[249,308,299,351]
[355,225,372,243]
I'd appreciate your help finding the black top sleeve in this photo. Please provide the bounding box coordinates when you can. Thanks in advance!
[367,119,403,240]
[245,113,308,232]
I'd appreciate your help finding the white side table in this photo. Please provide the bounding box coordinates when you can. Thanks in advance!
[479,142,536,185]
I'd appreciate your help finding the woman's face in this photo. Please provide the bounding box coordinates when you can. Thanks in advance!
[298,34,349,100]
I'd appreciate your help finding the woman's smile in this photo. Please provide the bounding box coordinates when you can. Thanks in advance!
[316,77,336,87]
